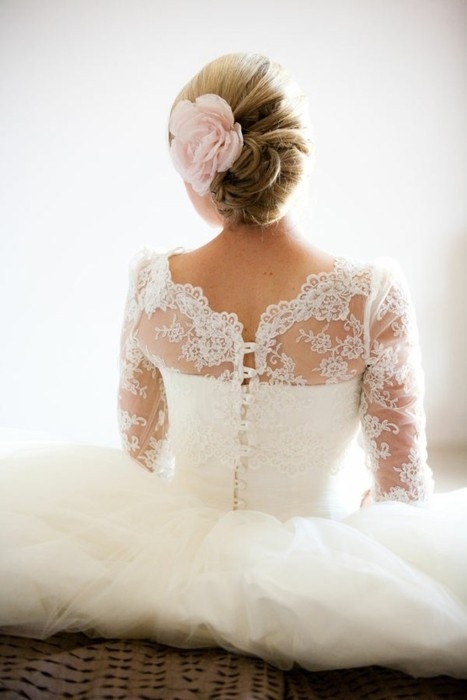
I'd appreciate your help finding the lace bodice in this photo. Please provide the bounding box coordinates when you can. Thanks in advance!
[118,248,433,517]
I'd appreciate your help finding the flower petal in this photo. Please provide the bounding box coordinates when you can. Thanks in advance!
[169,93,244,193]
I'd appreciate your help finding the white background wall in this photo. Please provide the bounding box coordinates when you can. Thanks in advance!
[1,0,466,450]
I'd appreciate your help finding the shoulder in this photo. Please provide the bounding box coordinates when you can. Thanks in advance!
[124,247,174,317]
[370,256,408,285]
[127,246,170,282]
[333,255,373,298]
[367,257,412,311]
[337,255,409,298]
[128,245,184,288]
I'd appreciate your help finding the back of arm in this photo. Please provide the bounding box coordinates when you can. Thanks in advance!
[118,254,169,472]
[360,261,434,504]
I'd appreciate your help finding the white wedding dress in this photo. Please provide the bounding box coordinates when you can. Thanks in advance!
[1,248,466,678]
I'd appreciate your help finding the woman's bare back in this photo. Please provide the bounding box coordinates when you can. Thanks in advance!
[168,221,335,343]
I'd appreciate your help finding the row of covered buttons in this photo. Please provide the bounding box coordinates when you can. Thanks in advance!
[233,342,257,509]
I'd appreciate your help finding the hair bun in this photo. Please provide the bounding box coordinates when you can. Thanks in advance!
[211,134,282,224]
[170,53,313,226]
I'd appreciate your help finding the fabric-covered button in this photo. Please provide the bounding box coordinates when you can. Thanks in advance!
[242,366,257,379]
[243,342,257,354]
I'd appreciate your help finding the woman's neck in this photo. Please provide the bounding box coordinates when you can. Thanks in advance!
[217,212,306,247]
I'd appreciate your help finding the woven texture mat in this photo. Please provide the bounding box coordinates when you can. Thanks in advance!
[0,633,466,699]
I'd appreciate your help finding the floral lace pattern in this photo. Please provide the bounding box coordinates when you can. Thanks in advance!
[153,302,243,374]
[297,314,365,384]
[254,260,371,383]
[118,248,433,505]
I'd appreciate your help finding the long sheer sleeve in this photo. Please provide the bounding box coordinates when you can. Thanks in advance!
[360,260,434,503]
[118,253,170,474]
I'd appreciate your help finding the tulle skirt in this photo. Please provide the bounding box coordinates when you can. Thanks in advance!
[1,442,467,678]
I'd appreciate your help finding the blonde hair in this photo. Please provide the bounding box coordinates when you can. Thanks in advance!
[170,53,313,226]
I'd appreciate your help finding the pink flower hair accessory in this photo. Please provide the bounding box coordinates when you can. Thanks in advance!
[169,94,243,195]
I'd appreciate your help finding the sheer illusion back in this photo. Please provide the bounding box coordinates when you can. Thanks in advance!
[118,248,433,517]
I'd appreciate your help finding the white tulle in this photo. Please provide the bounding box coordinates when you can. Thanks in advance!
[0,249,466,678]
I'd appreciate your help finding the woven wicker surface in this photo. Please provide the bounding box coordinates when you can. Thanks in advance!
[0,633,466,699]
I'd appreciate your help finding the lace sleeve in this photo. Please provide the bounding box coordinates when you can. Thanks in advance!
[117,251,170,474]
[360,259,434,504]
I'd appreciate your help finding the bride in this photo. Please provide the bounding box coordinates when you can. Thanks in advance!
[1,52,466,678]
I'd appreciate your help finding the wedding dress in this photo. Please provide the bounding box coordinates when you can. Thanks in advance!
[1,248,466,678]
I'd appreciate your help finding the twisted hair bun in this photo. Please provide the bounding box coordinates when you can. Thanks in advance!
[170,53,313,226]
